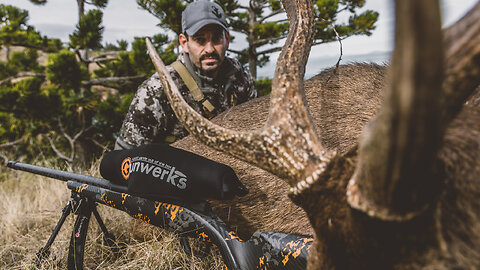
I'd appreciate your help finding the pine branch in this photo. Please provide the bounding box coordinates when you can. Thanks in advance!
[8,42,58,53]
[74,48,124,64]
[0,138,23,148]
[259,9,285,23]
[90,51,124,63]
[48,117,89,163]
[256,45,283,55]
[47,136,73,163]
[82,75,146,88]
[252,36,286,46]
[332,24,343,72]
[89,137,111,151]
[0,72,46,86]
[227,49,248,57]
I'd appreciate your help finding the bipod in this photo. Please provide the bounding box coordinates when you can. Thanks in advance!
[92,206,118,252]
[35,200,74,267]
[35,191,117,270]
[67,192,117,270]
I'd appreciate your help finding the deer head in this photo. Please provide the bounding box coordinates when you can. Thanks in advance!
[147,0,480,268]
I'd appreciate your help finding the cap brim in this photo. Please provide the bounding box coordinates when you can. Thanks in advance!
[185,19,228,36]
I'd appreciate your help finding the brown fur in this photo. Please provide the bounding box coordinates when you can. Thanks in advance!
[173,62,480,268]
[172,63,387,238]
[297,96,480,269]
[166,0,480,265]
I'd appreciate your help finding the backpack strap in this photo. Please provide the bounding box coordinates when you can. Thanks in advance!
[171,60,216,114]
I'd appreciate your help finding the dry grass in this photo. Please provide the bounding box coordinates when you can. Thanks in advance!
[0,158,224,269]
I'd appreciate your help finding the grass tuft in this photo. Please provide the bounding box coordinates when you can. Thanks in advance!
[0,159,224,269]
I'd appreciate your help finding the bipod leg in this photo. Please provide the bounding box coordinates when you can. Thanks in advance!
[92,207,118,253]
[35,200,73,267]
[67,195,94,270]
[179,237,212,259]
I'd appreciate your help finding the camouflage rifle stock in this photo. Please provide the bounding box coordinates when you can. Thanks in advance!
[7,161,312,270]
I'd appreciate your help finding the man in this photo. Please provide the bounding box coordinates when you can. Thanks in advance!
[115,0,257,150]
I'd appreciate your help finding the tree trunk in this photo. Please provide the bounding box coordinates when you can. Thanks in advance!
[248,48,257,80]
[77,0,84,21]
[74,138,95,166]
[78,49,89,69]
[247,5,257,80]
[6,45,10,60]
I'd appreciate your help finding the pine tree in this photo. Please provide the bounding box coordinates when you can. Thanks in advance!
[136,0,378,79]
[0,4,61,54]
[28,0,108,21]
[0,4,176,164]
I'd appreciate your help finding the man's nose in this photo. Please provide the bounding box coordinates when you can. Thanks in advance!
[204,40,215,53]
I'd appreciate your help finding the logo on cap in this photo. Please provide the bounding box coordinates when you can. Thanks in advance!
[211,6,222,19]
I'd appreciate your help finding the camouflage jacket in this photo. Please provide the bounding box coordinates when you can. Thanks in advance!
[115,53,257,149]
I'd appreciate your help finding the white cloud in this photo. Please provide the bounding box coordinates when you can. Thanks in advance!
[1,0,159,44]
[2,0,477,77]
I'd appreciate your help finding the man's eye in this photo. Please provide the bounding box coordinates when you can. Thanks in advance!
[212,35,224,44]
[194,37,206,44]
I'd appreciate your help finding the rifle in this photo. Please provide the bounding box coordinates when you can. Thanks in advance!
[7,160,312,270]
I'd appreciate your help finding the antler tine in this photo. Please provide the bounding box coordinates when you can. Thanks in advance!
[146,0,334,190]
[347,0,444,221]
[442,1,480,121]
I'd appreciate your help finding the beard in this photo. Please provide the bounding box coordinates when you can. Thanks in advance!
[199,52,222,77]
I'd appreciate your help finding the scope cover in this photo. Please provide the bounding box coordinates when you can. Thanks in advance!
[100,143,248,201]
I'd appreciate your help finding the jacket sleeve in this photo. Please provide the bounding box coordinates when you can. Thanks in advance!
[231,59,257,103]
[243,65,258,101]
[116,74,170,149]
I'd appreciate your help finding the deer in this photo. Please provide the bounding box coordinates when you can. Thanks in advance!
[146,0,480,268]
[167,63,388,239]
[167,62,390,239]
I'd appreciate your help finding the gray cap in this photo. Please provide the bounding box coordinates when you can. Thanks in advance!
[182,0,228,36]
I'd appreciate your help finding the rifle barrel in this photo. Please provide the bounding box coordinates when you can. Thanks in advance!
[7,161,127,193]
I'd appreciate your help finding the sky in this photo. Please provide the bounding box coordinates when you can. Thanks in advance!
[1,0,478,78]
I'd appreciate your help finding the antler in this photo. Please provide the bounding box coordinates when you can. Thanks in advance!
[442,1,480,120]
[146,0,335,192]
[147,0,480,222]
[347,0,480,221]
[347,0,444,220]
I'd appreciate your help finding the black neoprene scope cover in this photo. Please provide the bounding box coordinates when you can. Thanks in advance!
[100,143,248,201]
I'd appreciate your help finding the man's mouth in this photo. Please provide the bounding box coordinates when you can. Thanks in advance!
[201,54,219,66]
[203,58,217,65]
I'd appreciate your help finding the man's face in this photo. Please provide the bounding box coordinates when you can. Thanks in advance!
[179,24,230,77]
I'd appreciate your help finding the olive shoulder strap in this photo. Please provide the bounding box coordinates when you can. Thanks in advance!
[170,60,215,113]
